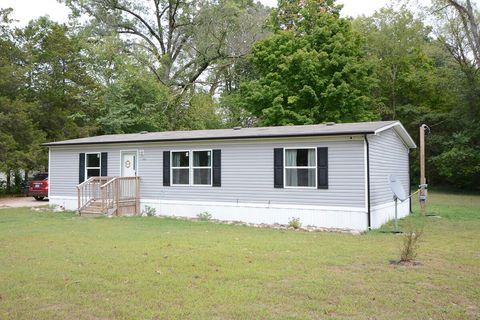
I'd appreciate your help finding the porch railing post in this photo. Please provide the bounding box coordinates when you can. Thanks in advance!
[77,187,80,213]
[136,176,140,215]
[115,178,119,216]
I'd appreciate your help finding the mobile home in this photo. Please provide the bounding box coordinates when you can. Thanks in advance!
[44,121,416,231]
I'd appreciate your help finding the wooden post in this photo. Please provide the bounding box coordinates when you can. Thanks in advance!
[115,178,120,216]
[77,187,80,213]
[419,124,427,214]
[136,177,140,216]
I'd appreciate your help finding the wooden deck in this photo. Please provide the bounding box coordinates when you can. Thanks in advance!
[77,176,140,216]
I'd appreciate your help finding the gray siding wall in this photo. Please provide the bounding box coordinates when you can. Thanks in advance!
[369,128,410,207]
[49,136,366,208]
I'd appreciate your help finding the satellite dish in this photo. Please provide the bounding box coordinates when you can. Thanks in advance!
[389,175,407,201]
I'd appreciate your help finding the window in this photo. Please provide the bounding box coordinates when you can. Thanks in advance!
[32,173,48,181]
[172,151,190,185]
[193,150,212,185]
[86,153,101,179]
[284,148,316,188]
[171,150,212,186]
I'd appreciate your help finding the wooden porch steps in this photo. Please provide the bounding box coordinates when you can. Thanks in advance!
[79,200,105,216]
[77,176,140,217]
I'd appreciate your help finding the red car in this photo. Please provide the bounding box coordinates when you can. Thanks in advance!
[28,173,48,201]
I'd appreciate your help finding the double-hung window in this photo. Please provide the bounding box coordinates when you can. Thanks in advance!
[193,150,212,185]
[85,153,101,179]
[284,148,317,188]
[172,151,190,185]
[171,150,212,186]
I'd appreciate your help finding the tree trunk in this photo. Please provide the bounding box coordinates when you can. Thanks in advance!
[14,170,21,193]
[6,170,11,193]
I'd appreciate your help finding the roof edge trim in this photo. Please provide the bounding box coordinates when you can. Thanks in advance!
[42,131,376,147]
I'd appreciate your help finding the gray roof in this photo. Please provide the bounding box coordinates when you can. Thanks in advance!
[43,120,416,148]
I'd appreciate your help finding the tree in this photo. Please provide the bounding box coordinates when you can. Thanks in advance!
[62,0,269,130]
[441,0,480,68]
[63,0,265,92]
[16,17,99,140]
[432,0,480,119]
[225,0,377,126]
[353,6,439,120]
[176,93,223,130]
[0,98,46,190]
[95,66,171,134]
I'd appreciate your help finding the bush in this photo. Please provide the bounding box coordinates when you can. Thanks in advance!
[197,211,212,221]
[288,217,301,229]
[142,205,156,217]
[400,225,423,262]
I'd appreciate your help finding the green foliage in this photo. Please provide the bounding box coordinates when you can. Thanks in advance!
[229,0,377,126]
[353,4,480,189]
[288,217,301,229]
[176,93,223,130]
[430,124,480,188]
[96,70,170,134]
[196,211,212,221]
[142,205,156,217]
[17,17,99,140]
[353,6,437,119]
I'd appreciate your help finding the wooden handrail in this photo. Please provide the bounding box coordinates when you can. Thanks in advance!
[76,176,95,189]
[78,176,140,216]
[100,177,118,188]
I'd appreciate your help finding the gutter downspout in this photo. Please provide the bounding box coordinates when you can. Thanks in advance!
[408,150,412,213]
[364,134,371,230]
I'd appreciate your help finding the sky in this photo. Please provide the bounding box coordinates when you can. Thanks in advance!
[1,0,428,26]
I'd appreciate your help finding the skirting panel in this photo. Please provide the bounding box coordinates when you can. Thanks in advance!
[49,196,371,231]
[49,196,77,211]
[141,199,368,231]
[370,199,410,229]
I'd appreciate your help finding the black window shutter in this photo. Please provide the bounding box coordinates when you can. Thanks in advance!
[212,149,221,187]
[79,153,85,184]
[317,147,328,189]
[163,151,170,186]
[274,148,284,188]
[101,152,108,176]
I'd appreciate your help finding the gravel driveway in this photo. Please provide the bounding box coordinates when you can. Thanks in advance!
[0,196,49,209]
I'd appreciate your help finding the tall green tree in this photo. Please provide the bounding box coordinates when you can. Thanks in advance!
[95,66,170,134]
[223,0,376,126]
[0,9,47,189]
[17,17,99,140]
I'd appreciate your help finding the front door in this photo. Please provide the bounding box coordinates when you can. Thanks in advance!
[121,151,137,177]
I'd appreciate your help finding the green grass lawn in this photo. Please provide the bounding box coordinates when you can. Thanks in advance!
[0,192,479,319]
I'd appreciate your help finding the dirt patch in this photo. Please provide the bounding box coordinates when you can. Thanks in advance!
[389,260,423,267]
[0,196,49,209]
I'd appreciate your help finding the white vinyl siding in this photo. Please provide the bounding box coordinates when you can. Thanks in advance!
[48,137,366,208]
[369,129,410,206]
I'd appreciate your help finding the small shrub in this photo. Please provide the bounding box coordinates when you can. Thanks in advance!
[142,205,156,217]
[197,211,212,221]
[288,217,301,229]
[400,225,423,262]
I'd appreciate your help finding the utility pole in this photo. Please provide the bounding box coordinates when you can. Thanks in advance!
[419,124,427,214]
